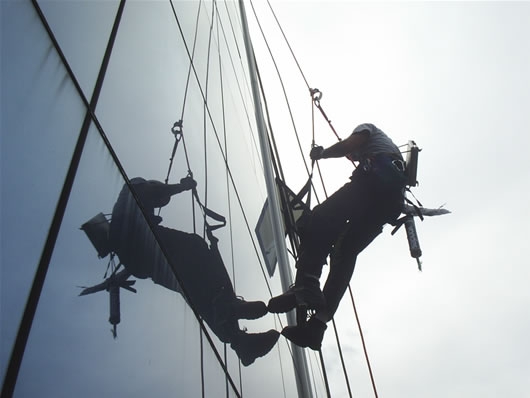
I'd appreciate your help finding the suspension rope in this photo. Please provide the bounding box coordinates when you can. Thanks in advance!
[216,0,264,172]
[249,0,313,180]
[310,88,342,141]
[170,0,276,299]
[215,2,237,293]
[251,33,339,397]
[254,1,382,395]
[319,350,332,398]
[200,327,206,398]
[249,1,341,390]
[201,0,218,239]
[349,288,379,398]
[164,0,202,185]
[331,318,353,398]
[164,3,246,396]
[211,15,248,388]
[265,0,311,90]
[310,97,376,396]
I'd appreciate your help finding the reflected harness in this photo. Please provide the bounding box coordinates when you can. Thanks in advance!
[165,119,226,249]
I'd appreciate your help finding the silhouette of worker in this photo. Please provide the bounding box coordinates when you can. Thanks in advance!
[109,177,279,366]
[268,123,407,350]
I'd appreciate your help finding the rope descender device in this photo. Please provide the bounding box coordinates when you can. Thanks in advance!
[171,119,183,140]
[310,87,322,106]
[309,87,341,141]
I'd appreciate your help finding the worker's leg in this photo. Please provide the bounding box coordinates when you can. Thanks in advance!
[322,222,382,320]
[279,222,382,350]
[268,172,368,314]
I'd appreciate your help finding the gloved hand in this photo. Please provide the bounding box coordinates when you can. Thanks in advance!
[310,146,324,161]
[180,176,197,191]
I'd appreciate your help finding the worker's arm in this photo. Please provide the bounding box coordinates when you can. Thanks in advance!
[136,177,197,208]
[312,129,370,160]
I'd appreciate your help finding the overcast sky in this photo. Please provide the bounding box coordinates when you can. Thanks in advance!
[250,1,530,397]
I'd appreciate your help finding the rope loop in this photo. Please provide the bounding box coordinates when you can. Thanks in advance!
[171,119,183,138]
[310,87,322,106]
[165,120,185,185]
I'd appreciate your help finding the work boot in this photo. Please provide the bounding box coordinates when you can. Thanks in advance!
[231,329,280,366]
[231,297,268,320]
[281,317,327,351]
[267,272,325,314]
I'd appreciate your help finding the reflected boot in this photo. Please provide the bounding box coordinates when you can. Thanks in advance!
[231,329,280,366]
[267,272,326,314]
[281,317,327,351]
[213,291,267,335]
[231,297,268,320]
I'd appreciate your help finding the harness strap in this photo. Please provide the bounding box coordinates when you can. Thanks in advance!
[191,188,226,247]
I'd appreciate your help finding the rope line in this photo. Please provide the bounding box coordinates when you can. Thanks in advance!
[249,0,312,180]
[214,9,241,390]
[202,0,217,238]
[349,287,379,398]
[319,350,332,398]
[215,0,264,172]
[215,1,237,294]
[200,327,206,398]
[164,0,202,185]
[265,0,310,90]
[331,318,353,397]
[253,1,382,395]
[169,0,275,299]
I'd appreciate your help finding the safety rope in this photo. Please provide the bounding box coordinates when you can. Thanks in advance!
[167,2,245,396]
[254,1,381,396]
[310,94,379,398]
[249,0,313,181]
[164,0,202,186]
[172,2,279,303]
[349,289,379,398]
[167,9,313,397]
[214,1,237,300]
[164,0,203,232]
[265,0,311,90]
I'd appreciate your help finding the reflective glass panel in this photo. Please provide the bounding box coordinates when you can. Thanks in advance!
[1,0,86,382]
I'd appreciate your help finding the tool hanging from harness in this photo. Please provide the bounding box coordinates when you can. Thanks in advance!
[391,141,424,270]
[80,215,137,338]
[306,88,443,271]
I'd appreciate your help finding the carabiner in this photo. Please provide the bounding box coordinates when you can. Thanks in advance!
[171,119,183,138]
[310,88,322,105]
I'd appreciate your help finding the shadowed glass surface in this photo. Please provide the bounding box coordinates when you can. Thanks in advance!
[1,1,316,397]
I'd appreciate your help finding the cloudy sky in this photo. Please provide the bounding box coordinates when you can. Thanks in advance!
[250,1,530,397]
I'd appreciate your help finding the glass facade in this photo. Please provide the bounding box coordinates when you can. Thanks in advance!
[1,1,329,397]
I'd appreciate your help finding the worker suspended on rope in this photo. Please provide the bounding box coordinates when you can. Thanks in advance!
[268,123,407,350]
[109,176,279,366]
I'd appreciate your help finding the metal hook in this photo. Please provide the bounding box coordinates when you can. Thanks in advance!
[310,88,322,104]
[171,119,183,137]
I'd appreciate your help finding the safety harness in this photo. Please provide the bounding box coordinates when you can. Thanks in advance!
[277,89,448,271]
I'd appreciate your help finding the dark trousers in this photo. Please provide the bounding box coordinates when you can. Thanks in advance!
[155,227,239,342]
[296,167,403,319]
